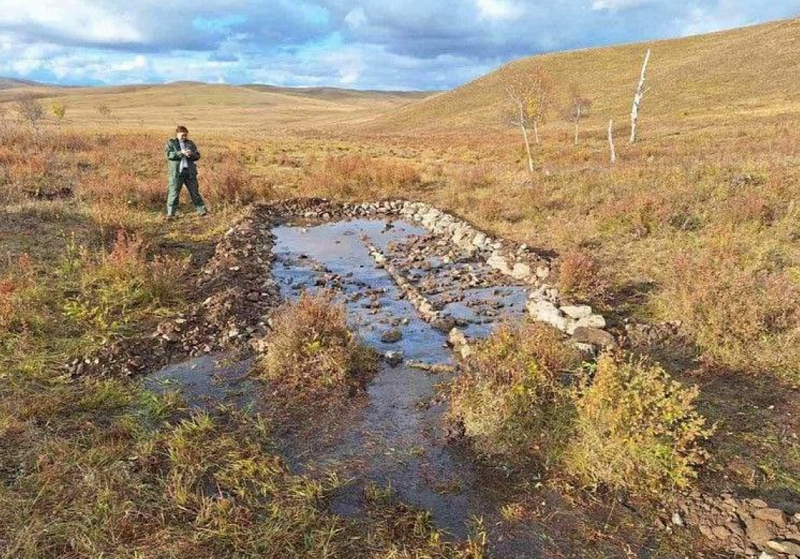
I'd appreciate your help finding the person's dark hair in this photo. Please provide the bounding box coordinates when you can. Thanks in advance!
[175,125,189,134]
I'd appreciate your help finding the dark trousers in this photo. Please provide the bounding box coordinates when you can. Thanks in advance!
[167,170,206,216]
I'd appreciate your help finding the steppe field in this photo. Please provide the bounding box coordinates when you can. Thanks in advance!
[2,18,800,559]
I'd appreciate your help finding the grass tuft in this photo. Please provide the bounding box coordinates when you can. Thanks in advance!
[259,291,378,397]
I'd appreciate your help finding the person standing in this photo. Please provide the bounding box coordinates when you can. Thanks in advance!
[165,125,208,218]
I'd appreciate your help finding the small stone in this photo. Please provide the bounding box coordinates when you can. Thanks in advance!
[227,328,240,339]
[699,524,715,539]
[246,292,260,302]
[472,232,487,247]
[712,525,732,540]
[448,328,468,348]
[384,351,404,367]
[535,265,550,279]
[751,499,769,509]
[745,518,777,547]
[758,552,776,559]
[755,508,787,528]
[487,253,513,275]
[767,540,800,556]
[572,326,617,348]
[672,512,684,526]
[511,262,532,280]
[380,329,402,343]
[432,316,457,333]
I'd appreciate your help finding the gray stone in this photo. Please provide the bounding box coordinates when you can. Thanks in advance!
[487,252,513,275]
[432,316,457,333]
[384,351,404,367]
[561,305,593,320]
[575,314,607,330]
[535,265,550,279]
[380,329,403,343]
[572,326,616,348]
[511,262,533,280]
[472,232,487,247]
[528,299,570,332]
[448,328,468,348]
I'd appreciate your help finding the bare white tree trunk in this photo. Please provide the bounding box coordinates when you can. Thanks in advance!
[629,48,651,144]
[521,123,534,172]
[533,121,540,144]
[608,118,616,165]
[573,108,581,145]
[517,102,534,172]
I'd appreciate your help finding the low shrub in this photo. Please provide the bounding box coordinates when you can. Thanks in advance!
[259,292,377,397]
[564,353,712,496]
[302,154,421,198]
[449,321,581,465]
[556,248,610,304]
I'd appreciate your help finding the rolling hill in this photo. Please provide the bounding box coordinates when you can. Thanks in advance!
[371,18,800,132]
[0,81,433,131]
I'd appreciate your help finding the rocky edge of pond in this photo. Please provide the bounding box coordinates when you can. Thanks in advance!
[65,197,797,558]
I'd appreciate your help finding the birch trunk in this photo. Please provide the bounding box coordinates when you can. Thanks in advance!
[608,119,616,165]
[521,123,534,172]
[533,121,540,144]
[629,48,651,144]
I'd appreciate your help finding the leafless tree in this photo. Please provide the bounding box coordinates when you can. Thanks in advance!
[15,95,45,135]
[96,102,113,121]
[502,63,554,171]
[564,84,592,145]
[629,49,651,144]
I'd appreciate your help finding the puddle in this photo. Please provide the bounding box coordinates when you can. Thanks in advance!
[144,353,257,410]
[271,218,542,556]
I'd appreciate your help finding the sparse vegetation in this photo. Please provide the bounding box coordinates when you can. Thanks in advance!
[565,353,713,495]
[449,321,581,465]
[259,291,378,397]
[14,95,44,135]
[1,17,800,558]
[451,322,712,497]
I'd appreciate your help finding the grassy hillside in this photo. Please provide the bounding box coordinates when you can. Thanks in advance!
[0,81,431,131]
[374,18,800,132]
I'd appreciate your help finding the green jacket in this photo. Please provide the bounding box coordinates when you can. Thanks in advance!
[165,138,201,178]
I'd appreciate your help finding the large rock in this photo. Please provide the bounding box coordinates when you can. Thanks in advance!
[567,314,608,334]
[528,299,570,332]
[572,326,616,348]
[561,305,593,320]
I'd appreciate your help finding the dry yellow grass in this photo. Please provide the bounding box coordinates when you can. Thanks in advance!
[373,18,800,132]
[2,18,800,556]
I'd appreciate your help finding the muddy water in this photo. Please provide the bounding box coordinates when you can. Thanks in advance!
[272,219,541,556]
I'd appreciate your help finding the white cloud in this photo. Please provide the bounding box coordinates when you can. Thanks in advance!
[344,7,368,29]
[591,0,654,12]
[475,0,523,21]
[0,0,144,44]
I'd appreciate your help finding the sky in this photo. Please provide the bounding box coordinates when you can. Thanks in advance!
[0,0,795,91]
